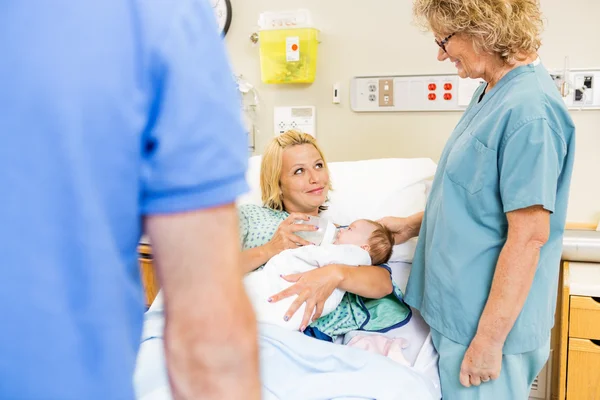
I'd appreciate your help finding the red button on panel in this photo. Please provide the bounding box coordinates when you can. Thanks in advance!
[444,83,452,91]
[428,93,437,101]
[444,93,452,100]
[428,83,436,91]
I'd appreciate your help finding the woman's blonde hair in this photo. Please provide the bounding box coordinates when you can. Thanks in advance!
[260,130,331,212]
[413,0,543,64]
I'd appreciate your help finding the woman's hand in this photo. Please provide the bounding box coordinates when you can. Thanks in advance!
[378,213,423,245]
[266,213,318,255]
[459,334,503,387]
[268,265,343,331]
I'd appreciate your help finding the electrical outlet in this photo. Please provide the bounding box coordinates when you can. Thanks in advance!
[350,74,472,112]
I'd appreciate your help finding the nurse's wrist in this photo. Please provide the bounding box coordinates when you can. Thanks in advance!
[474,325,506,348]
[408,212,424,238]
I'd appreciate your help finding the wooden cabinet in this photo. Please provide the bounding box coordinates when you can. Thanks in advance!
[556,262,600,400]
[569,296,600,340]
[566,337,600,399]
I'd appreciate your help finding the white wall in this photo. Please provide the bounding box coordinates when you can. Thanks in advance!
[225,0,600,224]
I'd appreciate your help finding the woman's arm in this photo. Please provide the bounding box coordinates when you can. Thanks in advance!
[269,264,393,331]
[459,205,550,386]
[336,265,393,298]
[241,245,277,274]
[476,206,549,344]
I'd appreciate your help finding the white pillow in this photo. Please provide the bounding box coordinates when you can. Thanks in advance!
[237,156,437,262]
[321,158,436,223]
[321,158,436,262]
[237,155,262,206]
[390,237,419,263]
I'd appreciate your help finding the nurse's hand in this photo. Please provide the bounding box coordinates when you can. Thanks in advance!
[267,213,317,253]
[459,334,503,387]
[268,265,343,331]
[378,213,423,245]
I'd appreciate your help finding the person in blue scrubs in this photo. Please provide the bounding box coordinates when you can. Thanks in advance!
[0,1,259,399]
[380,1,575,398]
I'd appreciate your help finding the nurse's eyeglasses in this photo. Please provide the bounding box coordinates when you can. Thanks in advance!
[435,33,455,53]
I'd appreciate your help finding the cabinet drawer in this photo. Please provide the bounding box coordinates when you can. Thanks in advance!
[570,296,600,340]
[566,338,600,400]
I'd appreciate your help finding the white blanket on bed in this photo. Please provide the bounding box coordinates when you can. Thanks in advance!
[134,310,438,400]
[135,259,442,400]
[243,244,370,331]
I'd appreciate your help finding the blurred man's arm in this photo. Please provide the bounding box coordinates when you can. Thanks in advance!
[145,204,260,399]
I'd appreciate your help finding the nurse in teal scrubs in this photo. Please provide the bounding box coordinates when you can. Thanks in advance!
[380,0,575,398]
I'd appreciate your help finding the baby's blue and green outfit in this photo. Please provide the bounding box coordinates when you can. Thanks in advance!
[406,60,575,399]
[239,204,411,341]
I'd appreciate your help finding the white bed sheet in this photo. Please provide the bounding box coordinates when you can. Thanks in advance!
[342,261,440,396]
[388,261,431,364]
[135,261,441,399]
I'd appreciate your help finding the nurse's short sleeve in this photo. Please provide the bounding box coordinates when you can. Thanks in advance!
[499,118,566,214]
[140,0,248,214]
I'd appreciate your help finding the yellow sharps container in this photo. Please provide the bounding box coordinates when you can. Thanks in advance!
[258,10,319,84]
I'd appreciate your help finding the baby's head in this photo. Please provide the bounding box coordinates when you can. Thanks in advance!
[334,219,394,265]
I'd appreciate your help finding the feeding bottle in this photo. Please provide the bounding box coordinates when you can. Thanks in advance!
[294,216,339,246]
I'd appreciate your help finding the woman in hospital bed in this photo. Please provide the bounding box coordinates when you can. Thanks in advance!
[238,130,411,341]
[135,130,442,399]
[244,218,394,332]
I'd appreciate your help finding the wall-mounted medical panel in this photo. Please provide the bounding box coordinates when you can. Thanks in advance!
[549,68,600,110]
[351,69,600,112]
[274,106,316,137]
[350,74,484,112]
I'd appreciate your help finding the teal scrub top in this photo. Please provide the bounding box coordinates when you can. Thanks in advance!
[405,61,575,354]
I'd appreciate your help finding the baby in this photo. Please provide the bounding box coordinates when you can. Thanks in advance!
[243,219,394,331]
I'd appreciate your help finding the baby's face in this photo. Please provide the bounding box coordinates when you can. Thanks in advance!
[335,220,375,247]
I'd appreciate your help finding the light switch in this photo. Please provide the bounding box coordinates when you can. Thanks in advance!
[332,83,341,104]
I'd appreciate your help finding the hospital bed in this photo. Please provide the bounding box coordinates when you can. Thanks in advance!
[134,156,442,400]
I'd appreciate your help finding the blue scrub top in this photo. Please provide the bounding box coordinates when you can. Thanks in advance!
[406,61,575,354]
[0,1,248,399]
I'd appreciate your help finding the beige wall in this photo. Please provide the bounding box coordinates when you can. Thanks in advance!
[225,0,600,224]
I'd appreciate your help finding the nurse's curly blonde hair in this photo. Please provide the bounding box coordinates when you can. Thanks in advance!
[260,130,332,212]
[413,0,543,64]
